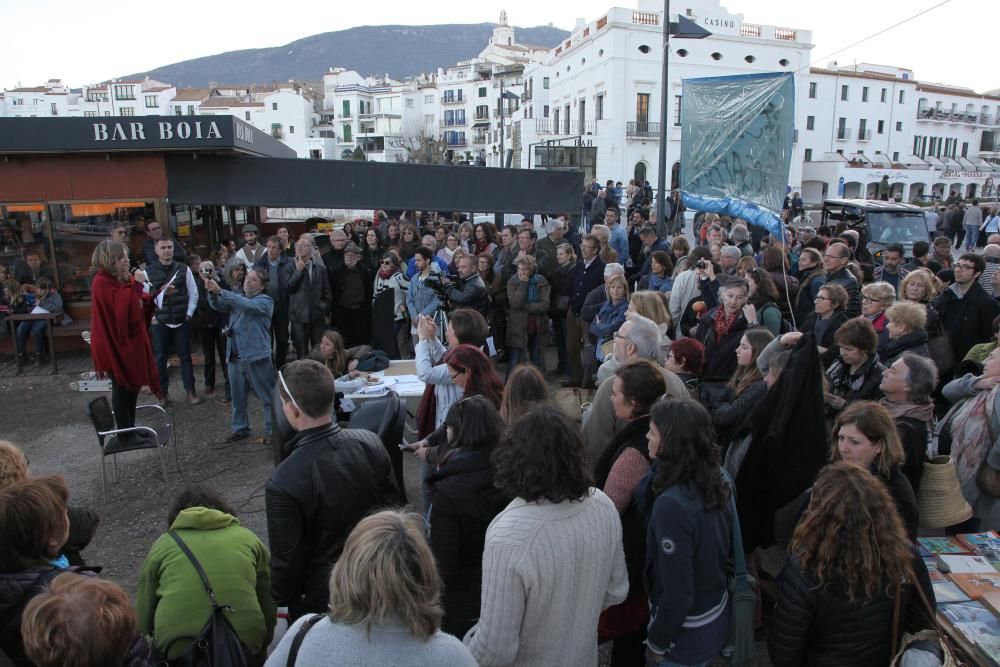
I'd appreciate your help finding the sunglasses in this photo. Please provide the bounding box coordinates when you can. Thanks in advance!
[277,369,302,412]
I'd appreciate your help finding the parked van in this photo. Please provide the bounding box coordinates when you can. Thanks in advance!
[821,199,928,261]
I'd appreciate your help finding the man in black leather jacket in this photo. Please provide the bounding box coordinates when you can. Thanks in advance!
[441,254,490,318]
[265,360,399,620]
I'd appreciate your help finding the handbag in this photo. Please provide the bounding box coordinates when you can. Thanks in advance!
[889,573,963,667]
[721,484,756,666]
[158,531,250,667]
[556,295,571,312]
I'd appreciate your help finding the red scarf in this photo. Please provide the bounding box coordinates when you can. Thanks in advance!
[713,307,740,340]
[475,238,492,255]
[378,266,398,280]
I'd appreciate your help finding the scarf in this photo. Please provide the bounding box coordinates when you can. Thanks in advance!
[474,238,492,255]
[378,266,397,280]
[950,386,999,484]
[880,398,934,422]
[649,273,672,292]
[713,307,740,340]
[526,274,540,303]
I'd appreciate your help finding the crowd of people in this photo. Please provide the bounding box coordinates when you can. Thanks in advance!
[1,185,1000,666]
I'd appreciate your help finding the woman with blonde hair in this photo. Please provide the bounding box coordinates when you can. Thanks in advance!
[768,462,934,665]
[879,301,929,365]
[829,400,918,539]
[899,268,941,333]
[265,511,476,666]
[861,281,896,338]
[735,255,757,280]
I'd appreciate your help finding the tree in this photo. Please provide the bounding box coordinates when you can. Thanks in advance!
[388,120,447,164]
[351,146,366,161]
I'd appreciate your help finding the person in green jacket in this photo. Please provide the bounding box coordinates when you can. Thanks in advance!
[136,485,276,663]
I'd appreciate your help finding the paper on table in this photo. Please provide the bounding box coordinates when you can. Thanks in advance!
[30,305,50,314]
[384,374,421,385]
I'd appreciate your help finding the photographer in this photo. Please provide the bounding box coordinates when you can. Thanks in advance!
[438,254,490,319]
[205,268,276,444]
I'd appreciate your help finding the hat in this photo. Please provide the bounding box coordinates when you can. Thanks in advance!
[917,456,973,529]
[241,224,259,235]
[344,242,362,255]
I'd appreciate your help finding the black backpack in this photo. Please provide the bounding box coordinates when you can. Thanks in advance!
[158,531,249,667]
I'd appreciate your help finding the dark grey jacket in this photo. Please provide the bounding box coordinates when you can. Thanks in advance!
[287,258,330,324]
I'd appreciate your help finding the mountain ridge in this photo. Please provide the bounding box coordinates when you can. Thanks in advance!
[120,23,569,88]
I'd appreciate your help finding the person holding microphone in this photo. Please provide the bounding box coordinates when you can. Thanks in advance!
[89,240,161,444]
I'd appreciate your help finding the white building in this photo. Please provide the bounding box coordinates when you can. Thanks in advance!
[78,78,175,117]
[2,80,81,117]
[799,62,1000,205]
[514,0,813,189]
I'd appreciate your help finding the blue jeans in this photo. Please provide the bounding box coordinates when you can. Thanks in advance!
[506,335,542,379]
[151,321,195,394]
[15,320,48,356]
[965,224,980,250]
[229,356,275,435]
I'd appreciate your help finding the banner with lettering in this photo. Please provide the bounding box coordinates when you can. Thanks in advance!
[679,71,795,221]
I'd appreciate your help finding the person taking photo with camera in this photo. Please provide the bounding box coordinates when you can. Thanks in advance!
[205,267,276,444]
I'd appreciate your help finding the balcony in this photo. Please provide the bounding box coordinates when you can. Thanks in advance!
[474,111,489,121]
[857,129,872,141]
[626,121,660,138]
[918,108,995,125]
[835,127,853,141]
[445,137,467,147]
[443,118,467,127]
[441,96,465,105]
[632,10,659,25]
[536,119,599,135]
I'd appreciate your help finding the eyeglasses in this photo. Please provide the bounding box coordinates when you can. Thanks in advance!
[861,297,879,304]
[277,369,302,412]
[613,330,633,343]
[814,295,831,302]
[147,226,160,232]
[449,368,466,382]
[956,263,977,271]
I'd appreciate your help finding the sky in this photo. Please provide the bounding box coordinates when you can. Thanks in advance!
[1,0,996,93]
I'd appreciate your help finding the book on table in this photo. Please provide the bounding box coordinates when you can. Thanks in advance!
[957,532,1000,570]
[952,573,1000,600]
[938,554,998,574]
[939,601,1000,667]
[918,536,972,556]
[933,579,972,605]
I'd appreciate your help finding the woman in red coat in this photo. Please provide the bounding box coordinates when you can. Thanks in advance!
[90,240,161,443]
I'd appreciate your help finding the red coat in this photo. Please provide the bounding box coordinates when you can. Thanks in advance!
[90,270,161,395]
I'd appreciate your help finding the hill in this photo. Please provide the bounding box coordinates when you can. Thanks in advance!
[122,23,569,87]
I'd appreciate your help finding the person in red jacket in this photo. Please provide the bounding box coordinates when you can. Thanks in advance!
[89,240,161,444]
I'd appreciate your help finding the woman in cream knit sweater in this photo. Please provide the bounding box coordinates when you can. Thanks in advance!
[463,406,629,666]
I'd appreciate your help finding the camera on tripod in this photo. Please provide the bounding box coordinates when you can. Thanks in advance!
[424,273,462,311]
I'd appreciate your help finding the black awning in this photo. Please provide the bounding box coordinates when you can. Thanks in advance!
[165,155,582,214]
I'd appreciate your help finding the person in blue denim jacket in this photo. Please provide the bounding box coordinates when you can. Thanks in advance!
[590,274,630,360]
[206,268,275,444]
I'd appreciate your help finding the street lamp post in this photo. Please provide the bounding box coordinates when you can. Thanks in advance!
[655,4,710,233]
[655,0,673,237]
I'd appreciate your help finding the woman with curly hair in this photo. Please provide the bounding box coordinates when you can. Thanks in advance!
[472,223,498,257]
[768,462,934,666]
[464,406,627,666]
[399,223,421,261]
[637,397,733,666]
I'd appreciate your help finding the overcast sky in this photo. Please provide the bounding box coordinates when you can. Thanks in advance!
[2,0,995,93]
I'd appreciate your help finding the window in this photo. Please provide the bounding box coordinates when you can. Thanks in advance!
[804,148,813,162]
[858,118,867,139]
[84,111,96,117]
[115,85,136,101]
[892,152,899,162]
[841,85,849,101]
[187,105,195,115]
[896,121,903,131]
[543,77,550,89]
[806,115,815,130]
[862,87,869,102]
[596,94,604,120]
[272,102,278,111]
[50,102,57,115]
[342,100,350,117]
[174,105,182,115]
[899,90,905,104]
[120,107,135,116]
[877,120,885,134]
[342,124,352,142]
[144,95,158,108]
[424,94,433,103]
[475,104,488,119]
[881,88,887,102]
[245,111,251,121]
[289,126,295,134]
[479,87,487,98]
[673,95,681,126]
[913,136,921,155]
[406,98,414,108]
[962,141,969,158]
[423,114,434,126]
[636,93,650,124]
[808,82,817,99]
[543,105,549,118]
[710,52,721,60]
[553,108,560,131]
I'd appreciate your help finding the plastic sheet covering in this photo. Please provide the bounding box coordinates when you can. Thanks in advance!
[679,72,796,237]
[680,192,782,239]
